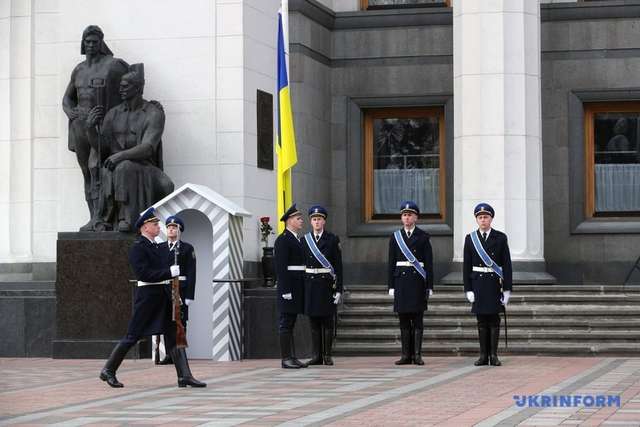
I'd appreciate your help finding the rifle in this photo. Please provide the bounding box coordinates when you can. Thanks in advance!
[500,279,508,349]
[172,229,188,349]
[154,334,161,364]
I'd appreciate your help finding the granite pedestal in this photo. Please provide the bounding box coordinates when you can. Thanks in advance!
[53,232,150,359]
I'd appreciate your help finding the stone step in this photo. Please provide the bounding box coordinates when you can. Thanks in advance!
[338,317,640,329]
[336,328,640,342]
[339,306,640,317]
[344,294,639,304]
[345,284,640,294]
[333,341,640,356]
[0,281,56,297]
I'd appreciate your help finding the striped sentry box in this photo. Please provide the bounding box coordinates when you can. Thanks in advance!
[152,183,251,361]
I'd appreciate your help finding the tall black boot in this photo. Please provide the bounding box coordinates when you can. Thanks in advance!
[395,328,412,365]
[280,332,299,369]
[99,342,131,388]
[474,326,489,366]
[290,334,308,368]
[307,326,323,366]
[171,348,206,387]
[413,329,424,365]
[323,326,334,366]
[489,326,502,366]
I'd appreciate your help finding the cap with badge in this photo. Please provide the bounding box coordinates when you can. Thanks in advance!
[165,215,185,232]
[400,201,420,215]
[308,205,327,219]
[474,203,495,218]
[134,207,160,229]
[280,203,302,222]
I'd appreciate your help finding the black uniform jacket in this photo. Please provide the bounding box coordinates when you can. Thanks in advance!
[302,230,344,317]
[126,235,173,337]
[463,229,513,315]
[274,229,305,314]
[159,240,196,321]
[387,227,434,314]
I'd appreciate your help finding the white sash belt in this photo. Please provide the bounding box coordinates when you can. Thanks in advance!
[305,268,332,274]
[137,276,186,286]
[287,265,306,271]
[472,266,494,273]
[396,261,424,267]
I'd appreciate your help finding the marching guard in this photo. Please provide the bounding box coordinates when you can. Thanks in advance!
[463,203,513,366]
[99,207,205,388]
[273,204,308,369]
[302,205,343,366]
[388,201,434,365]
[156,215,197,365]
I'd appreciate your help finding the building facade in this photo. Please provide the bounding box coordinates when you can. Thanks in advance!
[2,0,640,285]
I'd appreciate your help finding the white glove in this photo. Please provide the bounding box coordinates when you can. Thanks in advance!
[501,290,511,305]
[428,289,433,296]
[388,288,395,297]
[466,291,475,303]
[185,299,193,306]
[333,292,341,305]
[170,265,180,277]
[282,293,292,300]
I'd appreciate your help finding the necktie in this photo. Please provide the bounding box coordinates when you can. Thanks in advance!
[315,234,320,242]
[407,230,411,238]
[482,232,487,241]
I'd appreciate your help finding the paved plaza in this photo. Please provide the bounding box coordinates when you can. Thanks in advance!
[1,356,640,426]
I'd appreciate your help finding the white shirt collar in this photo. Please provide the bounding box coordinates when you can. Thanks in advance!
[479,228,492,238]
[314,230,324,239]
[286,228,299,239]
[404,226,416,235]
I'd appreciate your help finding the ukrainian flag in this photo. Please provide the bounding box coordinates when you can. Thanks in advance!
[276,8,298,233]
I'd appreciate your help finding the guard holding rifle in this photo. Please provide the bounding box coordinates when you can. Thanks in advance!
[99,207,205,388]
[463,203,512,367]
[302,205,343,366]
[156,215,197,366]
[388,201,433,366]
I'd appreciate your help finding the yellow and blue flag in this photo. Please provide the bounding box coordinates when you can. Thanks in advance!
[276,10,298,233]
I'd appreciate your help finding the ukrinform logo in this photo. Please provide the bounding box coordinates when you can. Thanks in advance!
[513,395,621,408]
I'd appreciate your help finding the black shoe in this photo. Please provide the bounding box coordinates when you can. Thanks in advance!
[395,357,412,365]
[171,348,206,387]
[307,326,323,366]
[395,328,412,365]
[282,358,300,369]
[99,342,130,388]
[474,326,489,366]
[323,326,334,366]
[292,358,308,368]
[413,329,424,366]
[99,368,123,388]
[157,355,173,365]
[489,326,502,366]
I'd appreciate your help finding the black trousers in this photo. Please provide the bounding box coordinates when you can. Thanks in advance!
[278,312,298,334]
[476,313,500,328]
[309,315,334,331]
[398,311,424,331]
[120,320,177,350]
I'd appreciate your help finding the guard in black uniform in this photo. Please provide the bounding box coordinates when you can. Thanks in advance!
[156,215,197,365]
[273,204,308,369]
[302,205,343,366]
[99,207,205,388]
[388,201,434,366]
[463,203,512,366]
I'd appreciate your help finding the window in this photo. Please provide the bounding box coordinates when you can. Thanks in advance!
[363,107,445,221]
[585,102,640,217]
[360,0,450,10]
